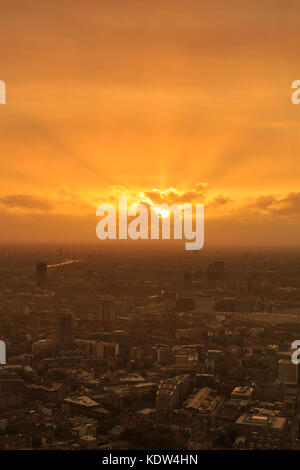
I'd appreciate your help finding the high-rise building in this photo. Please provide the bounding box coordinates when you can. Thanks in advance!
[155,381,179,419]
[278,359,299,384]
[184,265,192,289]
[97,341,119,358]
[206,260,225,283]
[193,294,214,313]
[173,345,198,365]
[96,299,116,321]
[157,346,172,365]
[36,262,47,286]
[55,311,75,352]
[31,339,53,357]
[130,346,144,361]
[75,339,119,358]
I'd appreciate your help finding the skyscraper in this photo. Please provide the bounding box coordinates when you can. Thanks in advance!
[36,262,47,286]
[55,311,75,352]
[96,299,116,322]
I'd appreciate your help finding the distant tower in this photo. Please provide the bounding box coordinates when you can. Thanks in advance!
[184,265,192,289]
[55,311,75,352]
[96,299,116,322]
[36,262,47,286]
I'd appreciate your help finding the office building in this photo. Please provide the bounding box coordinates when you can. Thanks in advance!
[55,311,75,352]
[36,262,47,286]
[96,299,116,321]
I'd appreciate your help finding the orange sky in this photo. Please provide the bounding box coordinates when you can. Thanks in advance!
[0,0,300,245]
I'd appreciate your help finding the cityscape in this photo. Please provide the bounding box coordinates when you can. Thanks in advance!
[1,244,300,450]
[1,0,300,459]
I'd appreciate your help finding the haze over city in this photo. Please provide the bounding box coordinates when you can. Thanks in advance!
[1,0,300,457]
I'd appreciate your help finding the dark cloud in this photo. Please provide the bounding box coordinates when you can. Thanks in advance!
[243,192,300,216]
[208,195,233,208]
[245,195,277,211]
[0,194,53,211]
[271,192,300,215]
[143,183,207,205]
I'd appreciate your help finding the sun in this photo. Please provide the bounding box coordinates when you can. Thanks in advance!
[154,206,170,218]
[139,192,170,218]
